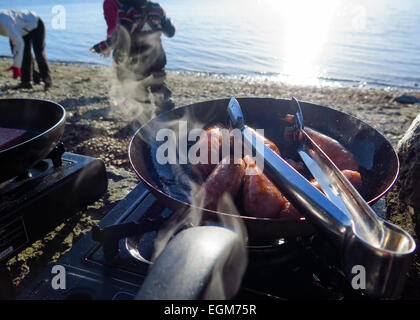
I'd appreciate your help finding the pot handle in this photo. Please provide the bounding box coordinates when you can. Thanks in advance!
[135,226,247,300]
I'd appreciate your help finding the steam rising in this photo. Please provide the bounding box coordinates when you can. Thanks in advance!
[146,125,249,299]
[127,109,249,299]
[109,74,157,127]
[151,187,248,300]
[104,26,249,299]
[108,27,169,127]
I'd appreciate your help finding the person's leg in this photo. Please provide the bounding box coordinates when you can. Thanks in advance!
[19,35,33,87]
[150,69,174,114]
[148,53,174,114]
[133,60,152,104]
[113,26,132,83]
[33,69,41,84]
[11,40,38,84]
[134,80,152,103]
[130,40,153,104]
[31,18,52,88]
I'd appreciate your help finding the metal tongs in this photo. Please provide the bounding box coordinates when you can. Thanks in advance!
[227,97,416,299]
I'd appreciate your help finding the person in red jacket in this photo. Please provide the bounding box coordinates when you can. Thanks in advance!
[91,0,176,115]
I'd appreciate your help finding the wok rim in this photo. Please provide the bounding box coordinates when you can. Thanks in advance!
[0,98,66,154]
[128,97,400,223]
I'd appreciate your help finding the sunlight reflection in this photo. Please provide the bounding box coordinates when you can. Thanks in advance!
[268,0,340,85]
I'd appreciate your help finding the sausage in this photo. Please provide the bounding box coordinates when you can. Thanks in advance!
[190,125,225,178]
[305,127,359,171]
[242,156,287,218]
[341,169,362,190]
[246,126,281,156]
[192,124,280,180]
[310,169,362,192]
[194,156,246,213]
[285,159,305,173]
[280,169,362,219]
[280,201,303,220]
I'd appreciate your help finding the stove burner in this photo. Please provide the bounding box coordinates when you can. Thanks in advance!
[92,216,167,262]
[125,234,155,264]
[17,182,367,300]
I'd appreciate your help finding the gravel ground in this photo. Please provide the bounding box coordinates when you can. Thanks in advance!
[0,59,419,298]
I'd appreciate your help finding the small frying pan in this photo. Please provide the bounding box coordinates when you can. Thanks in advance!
[129,98,399,246]
[0,98,66,183]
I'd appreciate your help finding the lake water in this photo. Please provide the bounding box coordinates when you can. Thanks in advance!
[1,0,419,89]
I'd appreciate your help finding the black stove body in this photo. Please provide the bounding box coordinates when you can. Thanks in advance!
[17,181,366,300]
[0,147,107,298]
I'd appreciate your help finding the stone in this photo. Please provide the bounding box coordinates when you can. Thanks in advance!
[386,112,420,298]
[392,112,420,225]
[394,95,420,104]
[386,112,420,237]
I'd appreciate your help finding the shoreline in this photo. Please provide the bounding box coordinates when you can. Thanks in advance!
[1,60,419,298]
[1,56,419,91]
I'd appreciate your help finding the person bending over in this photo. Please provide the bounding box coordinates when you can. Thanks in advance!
[0,9,52,90]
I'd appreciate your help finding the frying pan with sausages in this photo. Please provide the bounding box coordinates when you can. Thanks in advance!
[129,98,399,246]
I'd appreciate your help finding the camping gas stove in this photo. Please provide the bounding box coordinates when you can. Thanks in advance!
[0,144,107,295]
[17,181,369,300]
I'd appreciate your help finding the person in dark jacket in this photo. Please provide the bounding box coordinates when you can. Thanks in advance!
[0,9,52,90]
[91,0,176,114]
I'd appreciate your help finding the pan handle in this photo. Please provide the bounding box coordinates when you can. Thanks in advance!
[135,226,246,300]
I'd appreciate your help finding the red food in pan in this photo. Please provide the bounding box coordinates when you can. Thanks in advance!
[305,127,359,171]
[190,124,225,178]
[282,169,363,220]
[285,158,305,173]
[194,156,246,213]
[194,124,363,219]
[242,156,287,218]
[245,127,281,156]
[191,124,282,180]
[0,127,27,151]
[310,169,362,192]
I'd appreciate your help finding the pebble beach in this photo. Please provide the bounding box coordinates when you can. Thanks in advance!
[0,59,419,298]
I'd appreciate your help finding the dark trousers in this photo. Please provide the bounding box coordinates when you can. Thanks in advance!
[21,18,51,85]
[113,27,174,115]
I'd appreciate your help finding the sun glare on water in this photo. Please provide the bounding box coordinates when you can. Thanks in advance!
[266,0,340,85]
